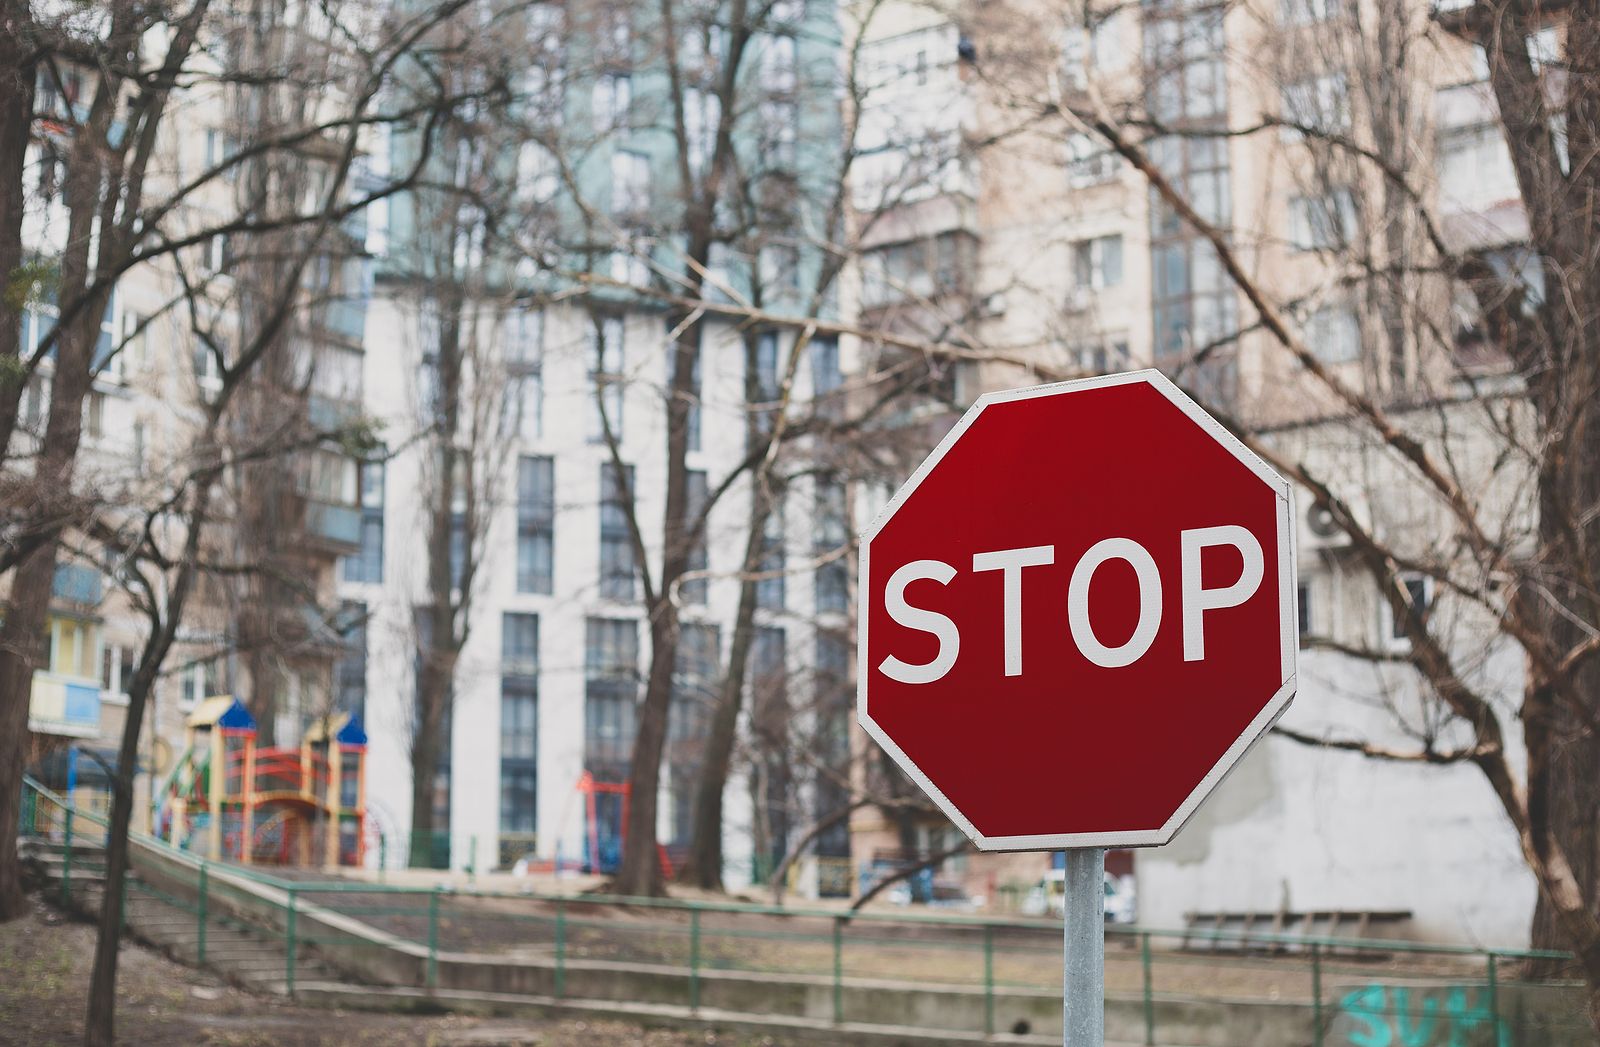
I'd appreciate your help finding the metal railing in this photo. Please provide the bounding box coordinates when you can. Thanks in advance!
[19,776,1592,1044]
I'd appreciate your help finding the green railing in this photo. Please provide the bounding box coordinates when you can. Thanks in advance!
[19,776,1593,1043]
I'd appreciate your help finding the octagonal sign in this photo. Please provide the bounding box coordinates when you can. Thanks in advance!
[858,370,1297,850]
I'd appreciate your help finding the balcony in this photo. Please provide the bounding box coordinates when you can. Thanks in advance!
[30,670,100,738]
[52,562,102,607]
[305,499,362,552]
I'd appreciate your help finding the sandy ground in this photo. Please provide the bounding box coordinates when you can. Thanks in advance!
[0,894,795,1047]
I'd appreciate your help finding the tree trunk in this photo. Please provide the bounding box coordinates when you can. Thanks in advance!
[612,302,702,896]
[0,0,35,466]
[0,547,55,921]
[677,484,771,889]
[82,671,155,1046]
[614,608,678,895]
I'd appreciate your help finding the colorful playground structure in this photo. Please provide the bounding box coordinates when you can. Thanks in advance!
[153,696,369,868]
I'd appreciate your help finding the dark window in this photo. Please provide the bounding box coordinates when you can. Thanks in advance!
[757,493,785,611]
[810,336,841,397]
[814,478,849,614]
[750,331,781,445]
[682,470,709,605]
[588,314,625,443]
[1391,574,1431,641]
[342,461,385,583]
[500,612,539,836]
[584,617,639,781]
[335,601,367,719]
[599,462,637,601]
[517,456,555,593]
[1143,8,1238,407]
[813,630,852,859]
[667,623,720,846]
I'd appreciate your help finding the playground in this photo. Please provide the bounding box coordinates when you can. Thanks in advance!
[153,696,370,870]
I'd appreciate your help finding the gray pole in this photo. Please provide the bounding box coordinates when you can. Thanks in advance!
[1063,847,1105,1045]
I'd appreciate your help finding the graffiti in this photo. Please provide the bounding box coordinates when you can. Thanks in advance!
[1335,984,1509,1047]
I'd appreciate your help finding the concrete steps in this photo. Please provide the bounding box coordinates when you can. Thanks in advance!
[21,836,340,996]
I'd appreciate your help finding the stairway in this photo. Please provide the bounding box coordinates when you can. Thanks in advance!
[20,836,340,995]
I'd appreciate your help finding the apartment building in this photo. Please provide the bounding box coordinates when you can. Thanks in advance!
[335,0,863,884]
[16,8,374,833]
[844,0,1547,942]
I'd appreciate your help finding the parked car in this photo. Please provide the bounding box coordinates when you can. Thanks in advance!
[1022,869,1137,923]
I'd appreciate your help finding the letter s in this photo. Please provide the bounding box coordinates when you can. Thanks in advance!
[878,560,960,684]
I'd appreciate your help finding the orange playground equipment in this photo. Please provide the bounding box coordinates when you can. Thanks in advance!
[154,696,368,868]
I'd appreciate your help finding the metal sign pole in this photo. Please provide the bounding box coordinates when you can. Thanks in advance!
[1063,847,1105,1045]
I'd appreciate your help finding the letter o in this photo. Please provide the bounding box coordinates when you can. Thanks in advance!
[1067,538,1163,668]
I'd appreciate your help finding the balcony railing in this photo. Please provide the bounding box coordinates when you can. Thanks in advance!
[305,499,362,550]
[29,671,100,738]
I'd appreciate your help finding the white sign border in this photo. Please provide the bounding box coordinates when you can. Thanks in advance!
[856,368,1299,851]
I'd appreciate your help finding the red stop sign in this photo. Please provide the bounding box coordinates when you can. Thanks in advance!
[858,371,1297,849]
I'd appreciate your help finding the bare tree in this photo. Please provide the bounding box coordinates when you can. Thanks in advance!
[959,0,1600,1027]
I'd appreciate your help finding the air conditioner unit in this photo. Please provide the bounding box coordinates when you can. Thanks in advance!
[1298,493,1367,552]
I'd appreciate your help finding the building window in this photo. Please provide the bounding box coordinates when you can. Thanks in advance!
[750,331,781,445]
[593,73,632,132]
[815,478,849,614]
[342,461,385,584]
[1280,73,1350,141]
[178,656,224,707]
[333,601,367,719]
[500,612,539,836]
[1289,189,1357,251]
[757,493,785,611]
[684,87,720,178]
[682,469,709,605]
[1296,582,1312,646]
[516,456,555,594]
[1072,235,1123,290]
[100,641,136,700]
[813,630,852,860]
[584,617,639,781]
[761,33,798,94]
[1306,304,1362,364]
[610,149,650,216]
[588,314,625,443]
[599,462,637,601]
[667,623,720,845]
[810,336,841,397]
[506,307,543,442]
[1389,573,1433,643]
[1066,133,1119,188]
[1282,0,1340,24]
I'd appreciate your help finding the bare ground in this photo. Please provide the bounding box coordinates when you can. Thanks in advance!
[0,893,795,1047]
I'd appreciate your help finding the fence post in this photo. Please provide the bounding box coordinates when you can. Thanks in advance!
[378,836,387,883]
[689,907,702,1012]
[1311,942,1323,1047]
[285,887,298,997]
[427,887,441,991]
[61,808,73,908]
[467,835,477,883]
[1142,931,1155,1046]
[831,915,844,1026]
[983,923,995,1036]
[1486,952,1499,1035]
[197,864,208,966]
[555,897,567,997]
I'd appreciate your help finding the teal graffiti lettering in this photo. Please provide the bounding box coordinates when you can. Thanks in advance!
[1445,986,1508,1047]
[1393,987,1439,1046]
[1342,985,1393,1047]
